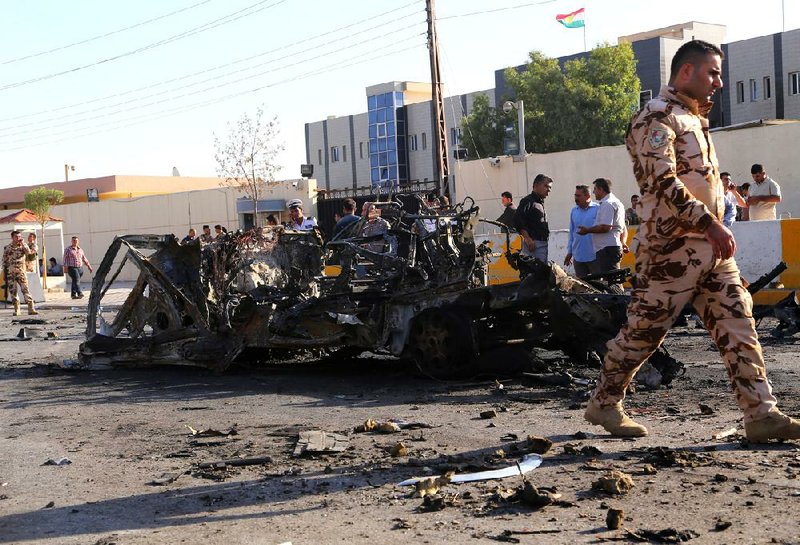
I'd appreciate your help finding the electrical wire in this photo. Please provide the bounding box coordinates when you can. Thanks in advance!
[437,0,557,21]
[0,14,423,135]
[0,0,288,91]
[0,41,424,153]
[0,22,425,142]
[1,0,215,66]
[0,0,421,123]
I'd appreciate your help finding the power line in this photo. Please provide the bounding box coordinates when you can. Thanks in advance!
[0,21,425,140]
[0,42,424,153]
[1,0,215,66]
[0,0,421,123]
[437,0,556,21]
[0,0,288,92]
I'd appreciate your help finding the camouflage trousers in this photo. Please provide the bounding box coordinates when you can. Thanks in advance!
[6,269,32,305]
[591,236,777,423]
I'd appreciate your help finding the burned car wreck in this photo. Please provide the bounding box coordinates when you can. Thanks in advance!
[80,196,680,382]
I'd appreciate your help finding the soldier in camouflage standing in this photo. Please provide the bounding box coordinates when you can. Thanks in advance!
[584,40,800,442]
[3,230,38,316]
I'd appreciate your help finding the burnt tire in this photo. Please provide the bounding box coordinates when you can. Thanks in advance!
[407,308,475,379]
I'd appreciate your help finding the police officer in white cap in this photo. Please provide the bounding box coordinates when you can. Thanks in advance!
[286,199,318,231]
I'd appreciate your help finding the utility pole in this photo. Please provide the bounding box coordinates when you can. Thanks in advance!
[426,0,450,199]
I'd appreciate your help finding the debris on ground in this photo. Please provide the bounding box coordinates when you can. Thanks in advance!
[563,444,602,457]
[712,427,738,440]
[519,435,553,455]
[592,470,635,495]
[185,425,239,437]
[480,409,498,419]
[627,528,700,543]
[399,453,543,486]
[390,442,408,457]
[42,458,71,466]
[411,473,453,498]
[698,403,715,415]
[196,456,273,469]
[293,431,349,456]
[641,447,715,468]
[606,507,625,530]
[147,472,181,486]
[519,481,562,508]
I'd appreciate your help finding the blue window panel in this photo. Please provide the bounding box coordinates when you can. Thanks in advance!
[377,93,386,108]
[395,91,404,106]
[376,109,386,123]
[368,125,377,138]
[377,123,386,137]
[384,92,393,107]
[387,136,396,151]
[379,152,388,166]
[388,150,397,164]
[368,110,377,124]
[371,168,380,182]
[368,95,377,111]
[369,154,378,168]
[387,121,395,136]
[389,166,397,180]
[378,138,386,152]
[380,167,389,180]
[369,140,377,153]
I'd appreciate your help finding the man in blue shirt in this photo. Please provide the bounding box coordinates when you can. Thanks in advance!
[564,184,599,278]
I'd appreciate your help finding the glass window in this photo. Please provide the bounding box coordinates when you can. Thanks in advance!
[368,95,377,111]
[750,79,758,101]
[380,167,389,180]
[422,132,427,150]
[388,150,397,164]
[763,76,772,100]
[736,81,744,103]
[318,149,322,165]
[387,136,396,151]
[389,166,397,180]
[368,125,377,138]
[342,145,347,162]
[386,121,395,136]
[409,134,417,151]
[369,140,377,153]
[789,72,799,96]
[371,168,379,182]
[376,109,386,123]
[384,92,393,107]
[378,138,387,152]
[379,152,388,166]
[377,123,386,137]
[368,110,377,124]
[395,91,404,106]
[377,93,386,108]
[331,146,339,162]
[359,142,364,159]
[369,153,378,168]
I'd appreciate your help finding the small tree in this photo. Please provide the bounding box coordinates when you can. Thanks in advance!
[23,187,64,289]
[460,93,514,159]
[214,106,284,229]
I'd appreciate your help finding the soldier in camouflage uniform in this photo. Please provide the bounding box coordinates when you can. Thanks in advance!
[584,40,800,443]
[2,230,38,316]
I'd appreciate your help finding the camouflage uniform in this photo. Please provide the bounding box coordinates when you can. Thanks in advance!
[3,242,34,306]
[591,86,778,423]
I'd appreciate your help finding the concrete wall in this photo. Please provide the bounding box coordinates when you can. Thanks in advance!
[457,121,800,231]
[48,180,318,284]
[727,35,777,124]
[782,30,800,120]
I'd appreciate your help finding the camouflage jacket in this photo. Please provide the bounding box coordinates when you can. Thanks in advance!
[626,85,724,243]
[3,242,34,272]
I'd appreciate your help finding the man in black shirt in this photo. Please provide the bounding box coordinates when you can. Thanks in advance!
[496,191,516,229]
[333,198,361,239]
[513,174,553,262]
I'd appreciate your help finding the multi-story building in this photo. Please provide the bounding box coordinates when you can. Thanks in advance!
[306,21,798,193]
[722,28,800,126]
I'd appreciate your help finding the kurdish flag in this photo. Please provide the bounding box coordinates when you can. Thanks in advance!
[556,7,585,28]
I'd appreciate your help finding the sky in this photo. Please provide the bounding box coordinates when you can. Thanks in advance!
[0,0,797,190]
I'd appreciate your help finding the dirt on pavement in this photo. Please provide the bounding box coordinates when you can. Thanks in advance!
[1,304,799,545]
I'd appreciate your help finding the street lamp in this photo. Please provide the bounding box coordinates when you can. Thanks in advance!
[502,100,526,161]
[64,163,76,182]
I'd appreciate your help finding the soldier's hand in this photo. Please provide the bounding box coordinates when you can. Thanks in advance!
[704,221,736,260]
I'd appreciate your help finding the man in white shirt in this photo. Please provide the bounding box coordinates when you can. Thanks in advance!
[748,164,781,221]
[578,178,627,278]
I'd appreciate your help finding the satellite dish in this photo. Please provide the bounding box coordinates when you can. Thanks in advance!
[172,167,181,176]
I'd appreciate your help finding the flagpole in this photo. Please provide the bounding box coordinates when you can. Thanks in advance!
[583,7,587,51]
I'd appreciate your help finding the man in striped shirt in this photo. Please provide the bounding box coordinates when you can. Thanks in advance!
[63,236,93,299]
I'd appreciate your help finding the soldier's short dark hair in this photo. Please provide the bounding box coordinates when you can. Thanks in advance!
[575,185,590,195]
[202,225,210,230]
[501,191,513,200]
[342,198,356,213]
[533,174,553,186]
[214,224,222,230]
[10,230,20,237]
[593,178,612,194]
[751,164,764,175]
[669,40,724,82]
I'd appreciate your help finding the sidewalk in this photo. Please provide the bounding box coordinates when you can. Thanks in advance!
[38,282,134,310]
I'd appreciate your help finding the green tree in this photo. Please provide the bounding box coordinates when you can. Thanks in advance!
[23,187,64,289]
[214,106,284,229]
[505,42,640,153]
[459,93,514,159]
